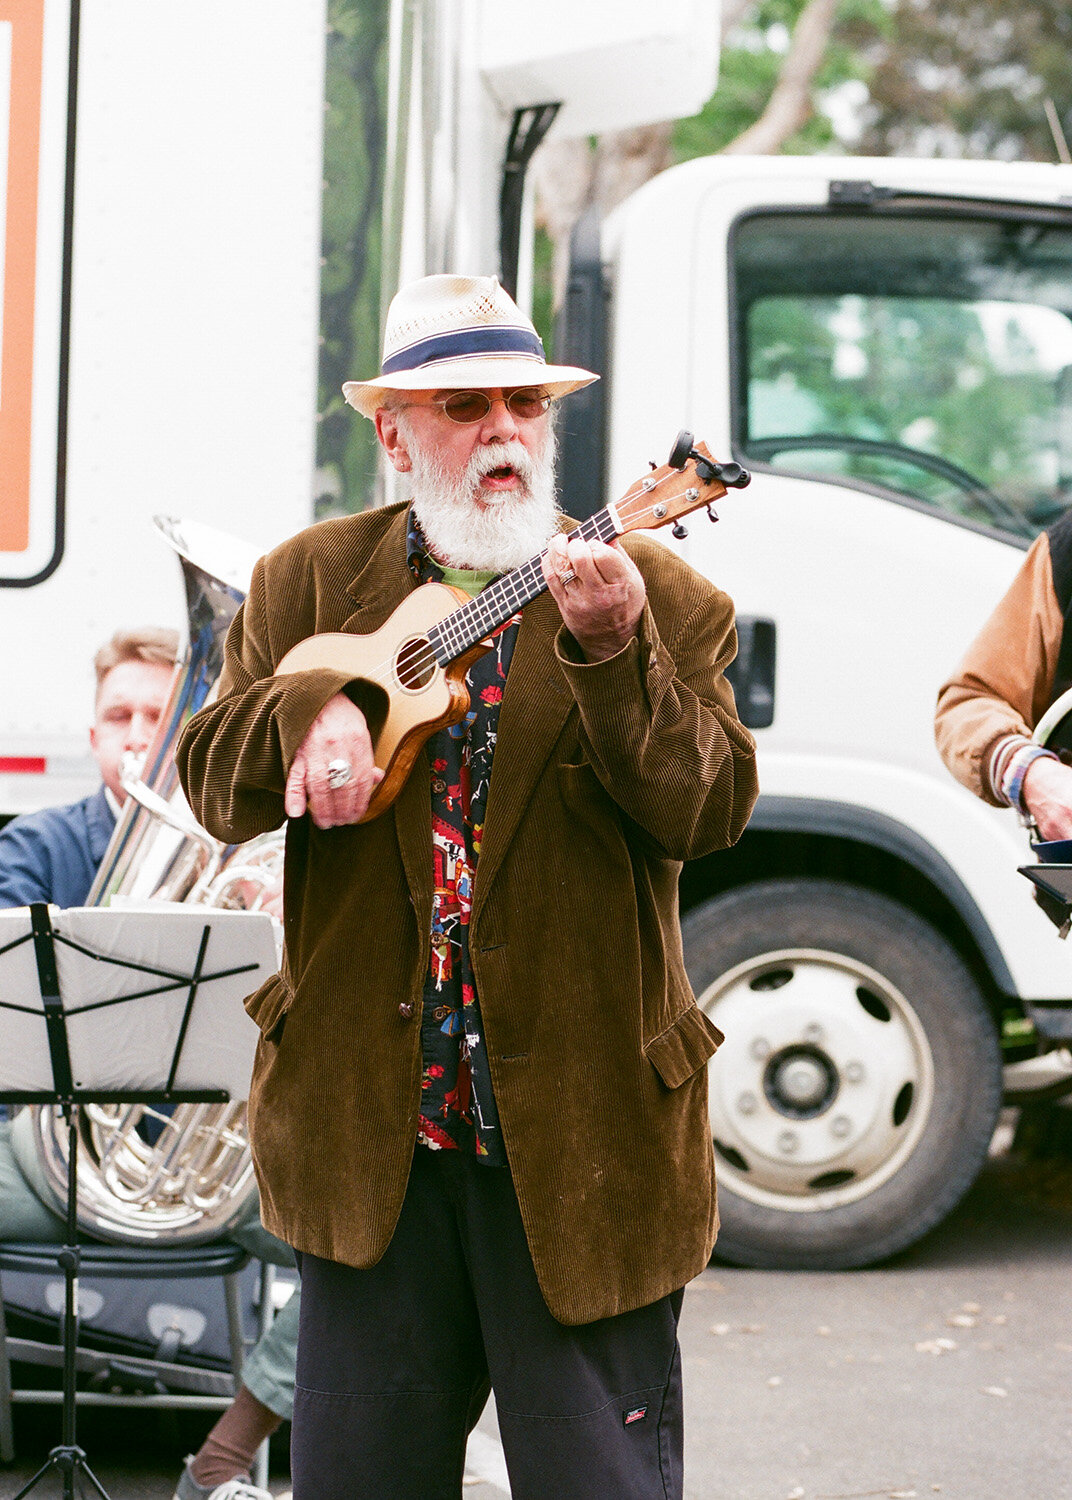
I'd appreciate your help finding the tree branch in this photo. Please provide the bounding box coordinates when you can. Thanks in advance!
[721,0,756,42]
[721,0,841,155]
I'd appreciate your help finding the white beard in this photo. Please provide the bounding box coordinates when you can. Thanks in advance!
[405,422,561,574]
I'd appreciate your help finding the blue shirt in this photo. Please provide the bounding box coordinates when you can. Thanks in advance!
[0,786,115,910]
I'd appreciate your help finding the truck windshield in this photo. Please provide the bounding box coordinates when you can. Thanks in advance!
[733,210,1072,539]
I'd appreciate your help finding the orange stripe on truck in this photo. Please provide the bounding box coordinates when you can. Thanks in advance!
[0,0,45,553]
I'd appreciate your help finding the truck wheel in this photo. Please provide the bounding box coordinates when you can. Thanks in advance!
[682,878,1002,1269]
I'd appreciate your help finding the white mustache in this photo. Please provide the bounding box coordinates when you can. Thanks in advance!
[466,440,537,494]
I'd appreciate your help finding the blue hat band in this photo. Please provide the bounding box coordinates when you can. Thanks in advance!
[381,324,545,377]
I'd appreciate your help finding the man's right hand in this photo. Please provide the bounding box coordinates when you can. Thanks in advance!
[284,692,384,828]
[1022,755,1072,841]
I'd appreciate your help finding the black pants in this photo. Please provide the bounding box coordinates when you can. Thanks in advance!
[291,1146,684,1500]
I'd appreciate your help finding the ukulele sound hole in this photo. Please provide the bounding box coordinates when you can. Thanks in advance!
[394,635,437,691]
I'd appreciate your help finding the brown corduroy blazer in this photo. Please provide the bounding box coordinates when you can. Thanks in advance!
[176,503,758,1325]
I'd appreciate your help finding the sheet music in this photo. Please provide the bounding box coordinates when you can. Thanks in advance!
[0,905,277,1099]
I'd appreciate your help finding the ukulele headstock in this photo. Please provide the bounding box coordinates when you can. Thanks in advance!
[615,431,750,539]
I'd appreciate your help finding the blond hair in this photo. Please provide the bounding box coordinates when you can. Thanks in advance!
[93,627,180,699]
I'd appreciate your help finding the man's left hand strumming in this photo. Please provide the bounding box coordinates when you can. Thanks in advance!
[542,533,646,662]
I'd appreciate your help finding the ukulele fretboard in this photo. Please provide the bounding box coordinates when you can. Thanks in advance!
[427,507,619,666]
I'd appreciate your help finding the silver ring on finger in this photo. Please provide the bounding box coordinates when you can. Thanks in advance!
[559,569,577,586]
[326,758,353,790]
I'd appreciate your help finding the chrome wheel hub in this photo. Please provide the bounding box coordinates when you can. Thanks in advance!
[701,949,934,1212]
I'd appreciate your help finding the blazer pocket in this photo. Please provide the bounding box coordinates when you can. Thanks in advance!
[244,972,293,1043]
[644,1003,724,1089]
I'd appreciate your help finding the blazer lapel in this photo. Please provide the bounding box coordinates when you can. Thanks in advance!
[471,589,572,926]
[337,507,414,635]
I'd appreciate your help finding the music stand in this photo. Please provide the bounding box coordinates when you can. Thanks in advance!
[0,902,277,1500]
[1018,863,1072,937]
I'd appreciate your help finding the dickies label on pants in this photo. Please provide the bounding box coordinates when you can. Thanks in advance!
[624,1405,648,1426]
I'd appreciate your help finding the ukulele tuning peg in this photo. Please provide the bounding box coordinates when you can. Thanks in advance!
[649,460,658,471]
[671,521,689,539]
[706,504,720,524]
[713,461,750,489]
[668,431,694,470]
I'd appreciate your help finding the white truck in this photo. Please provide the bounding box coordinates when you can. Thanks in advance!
[5,1,1071,1271]
[0,0,326,812]
[568,152,1072,1267]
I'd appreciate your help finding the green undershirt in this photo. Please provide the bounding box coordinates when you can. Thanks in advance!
[438,564,498,597]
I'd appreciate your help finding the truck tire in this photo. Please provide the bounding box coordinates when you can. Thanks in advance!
[682,878,1002,1269]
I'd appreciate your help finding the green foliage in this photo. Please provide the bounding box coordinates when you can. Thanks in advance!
[671,0,886,162]
[862,0,1072,160]
[317,0,391,517]
[531,227,555,354]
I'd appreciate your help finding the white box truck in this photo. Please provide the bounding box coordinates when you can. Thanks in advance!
[556,152,1072,1266]
[0,0,326,813]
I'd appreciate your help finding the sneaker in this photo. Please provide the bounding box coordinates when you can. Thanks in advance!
[172,1458,274,1500]
[203,1485,275,1500]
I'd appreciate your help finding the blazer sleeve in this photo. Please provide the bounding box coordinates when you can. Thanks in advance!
[554,545,758,861]
[934,533,1063,804]
[176,554,386,845]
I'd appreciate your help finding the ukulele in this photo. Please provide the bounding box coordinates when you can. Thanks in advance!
[274,431,749,822]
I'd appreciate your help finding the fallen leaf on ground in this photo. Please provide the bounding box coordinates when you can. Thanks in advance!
[915,1337,957,1355]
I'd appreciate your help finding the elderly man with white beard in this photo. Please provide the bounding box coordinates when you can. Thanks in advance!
[177,274,758,1500]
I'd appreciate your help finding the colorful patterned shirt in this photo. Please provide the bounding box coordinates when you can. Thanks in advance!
[407,512,520,1165]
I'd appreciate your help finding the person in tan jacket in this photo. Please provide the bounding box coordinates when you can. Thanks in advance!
[935,511,1072,838]
[176,275,757,1500]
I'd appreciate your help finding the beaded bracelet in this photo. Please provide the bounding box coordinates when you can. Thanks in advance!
[988,733,1029,801]
[1001,743,1058,814]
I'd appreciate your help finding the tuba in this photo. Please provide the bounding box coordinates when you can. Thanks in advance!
[31,516,284,1242]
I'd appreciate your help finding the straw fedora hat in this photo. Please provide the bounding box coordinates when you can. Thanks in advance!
[342,273,599,419]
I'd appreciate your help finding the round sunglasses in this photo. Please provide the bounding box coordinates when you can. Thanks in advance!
[410,388,552,424]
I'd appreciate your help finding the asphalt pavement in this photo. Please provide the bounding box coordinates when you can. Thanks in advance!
[681,1145,1072,1499]
[2,1133,1070,1500]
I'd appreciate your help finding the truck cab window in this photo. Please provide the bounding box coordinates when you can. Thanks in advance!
[733,211,1072,539]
